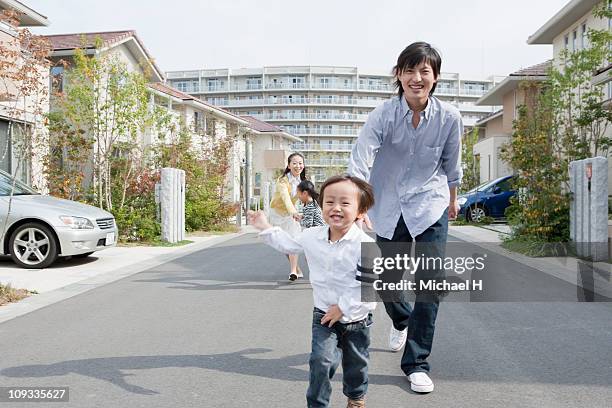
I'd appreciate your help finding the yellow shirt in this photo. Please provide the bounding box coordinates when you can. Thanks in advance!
[270,175,299,216]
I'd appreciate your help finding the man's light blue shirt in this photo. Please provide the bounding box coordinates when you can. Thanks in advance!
[348,95,463,239]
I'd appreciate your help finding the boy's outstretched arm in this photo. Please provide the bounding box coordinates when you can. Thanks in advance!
[248,210,273,231]
[249,211,304,255]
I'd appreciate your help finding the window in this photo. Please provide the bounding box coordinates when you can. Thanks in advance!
[290,77,304,88]
[572,30,577,51]
[581,23,588,49]
[564,35,569,50]
[0,120,31,184]
[50,66,64,93]
[207,78,223,91]
[319,77,330,88]
[246,77,262,90]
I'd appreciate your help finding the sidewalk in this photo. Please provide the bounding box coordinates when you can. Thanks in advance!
[0,226,258,323]
[449,225,612,298]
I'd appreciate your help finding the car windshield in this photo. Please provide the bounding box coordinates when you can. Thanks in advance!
[466,179,497,194]
[464,177,513,194]
[0,170,38,196]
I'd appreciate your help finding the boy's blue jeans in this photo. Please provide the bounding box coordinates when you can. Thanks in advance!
[306,308,372,408]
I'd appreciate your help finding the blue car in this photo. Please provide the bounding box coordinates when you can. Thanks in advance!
[458,175,517,222]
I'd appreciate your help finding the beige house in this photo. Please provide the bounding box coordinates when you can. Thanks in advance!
[239,115,302,202]
[527,0,612,190]
[147,82,253,204]
[45,30,164,91]
[474,61,550,183]
[0,0,49,187]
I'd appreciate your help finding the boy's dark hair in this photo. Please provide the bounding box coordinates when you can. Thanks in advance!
[392,42,441,96]
[297,180,319,201]
[283,152,307,181]
[318,174,374,215]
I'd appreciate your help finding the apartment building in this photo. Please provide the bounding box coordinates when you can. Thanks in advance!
[166,66,501,182]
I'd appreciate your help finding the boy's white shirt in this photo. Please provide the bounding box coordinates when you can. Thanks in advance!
[259,223,377,323]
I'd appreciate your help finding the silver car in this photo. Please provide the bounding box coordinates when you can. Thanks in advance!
[0,170,118,269]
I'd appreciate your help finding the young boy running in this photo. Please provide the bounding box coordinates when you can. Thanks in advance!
[248,174,376,408]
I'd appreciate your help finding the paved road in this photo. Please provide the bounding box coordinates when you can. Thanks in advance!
[0,233,611,407]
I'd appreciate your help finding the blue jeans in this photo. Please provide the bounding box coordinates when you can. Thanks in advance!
[376,209,448,375]
[306,308,372,408]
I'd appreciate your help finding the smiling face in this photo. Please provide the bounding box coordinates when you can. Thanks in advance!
[321,180,364,235]
[396,61,437,109]
[287,155,304,178]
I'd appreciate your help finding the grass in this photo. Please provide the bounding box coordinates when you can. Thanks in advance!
[500,236,573,258]
[0,283,33,306]
[119,239,194,247]
[451,215,495,226]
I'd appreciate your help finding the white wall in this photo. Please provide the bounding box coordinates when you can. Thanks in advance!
[473,135,512,183]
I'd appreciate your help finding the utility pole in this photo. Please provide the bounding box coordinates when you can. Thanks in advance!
[245,134,252,224]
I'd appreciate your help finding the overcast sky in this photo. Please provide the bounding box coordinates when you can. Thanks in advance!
[26,0,570,79]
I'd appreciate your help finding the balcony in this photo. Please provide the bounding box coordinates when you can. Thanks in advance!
[220,97,383,108]
[291,143,353,152]
[358,84,392,92]
[307,158,350,167]
[435,87,459,95]
[262,113,369,122]
[311,82,355,90]
[286,128,360,136]
[459,88,487,97]
[231,83,264,91]
[266,82,308,90]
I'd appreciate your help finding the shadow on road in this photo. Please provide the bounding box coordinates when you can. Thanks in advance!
[0,348,411,395]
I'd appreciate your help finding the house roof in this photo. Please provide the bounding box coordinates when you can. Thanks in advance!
[475,109,503,126]
[148,82,248,125]
[0,0,49,26]
[240,115,283,133]
[476,60,551,106]
[43,30,164,82]
[527,0,601,44]
[240,115,302,142]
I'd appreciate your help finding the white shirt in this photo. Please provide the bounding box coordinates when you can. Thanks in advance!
[287,173,301,196]
[348,96,463,239]
[259,224,377,323]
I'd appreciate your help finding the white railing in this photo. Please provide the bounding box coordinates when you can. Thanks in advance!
[291,143,353,152]
[220,97,383,107]
[285,128,360,136]
[358,84,392,91]
[263,113,368,121]
[307,158,350,167]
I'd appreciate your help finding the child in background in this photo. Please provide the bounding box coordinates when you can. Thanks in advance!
[249,174,376,408]
[294,180,326,228]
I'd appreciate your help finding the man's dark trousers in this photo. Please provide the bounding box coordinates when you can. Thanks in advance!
[376,209,448,375]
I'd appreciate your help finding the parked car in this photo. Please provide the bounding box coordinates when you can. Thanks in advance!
[0,170,118,269]
[458,175,517,222]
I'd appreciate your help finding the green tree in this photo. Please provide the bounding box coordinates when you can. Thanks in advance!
[460,127,480,193]
[47,38,164,211]
[500,1,612,243]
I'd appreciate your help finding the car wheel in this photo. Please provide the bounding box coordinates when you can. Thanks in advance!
[467,205,487,223]
[9,223,59,269]
[73,252,94,258]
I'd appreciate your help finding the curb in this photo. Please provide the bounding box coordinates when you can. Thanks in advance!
[449,228,612,298]
[0,230,252,325]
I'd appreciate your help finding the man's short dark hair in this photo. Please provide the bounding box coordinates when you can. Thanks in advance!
[393,42,441,96]
[318,174,374,215]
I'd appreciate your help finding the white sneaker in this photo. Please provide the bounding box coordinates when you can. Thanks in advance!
[388,326,407,351]
[407,372,434,393]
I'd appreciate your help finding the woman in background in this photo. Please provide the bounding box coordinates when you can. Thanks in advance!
[269,152,306,281]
